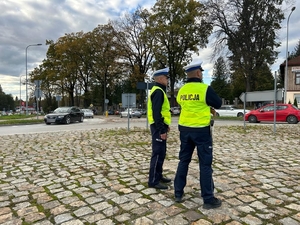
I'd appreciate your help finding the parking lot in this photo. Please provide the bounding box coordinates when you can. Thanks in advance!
[0,123,299,224]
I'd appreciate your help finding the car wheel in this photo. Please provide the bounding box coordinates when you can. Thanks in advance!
[287,115,298,124]
[248,115,257,123]
[216,112,220,117]
[46,122,51,125]
[65,116,71,124]
[237,112,243,117]
[80,115,84,122]
[120,114,123,118]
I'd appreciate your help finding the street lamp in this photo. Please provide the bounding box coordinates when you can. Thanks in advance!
[284,6,296,103]
[19,74,25,112]
[26,43,42,115]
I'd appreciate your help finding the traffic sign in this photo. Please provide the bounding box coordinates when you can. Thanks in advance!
[34,89,43,98]
[56,96,62,101]
[239,89,283,102]
[122,93,136,108]
[34,80,42,87]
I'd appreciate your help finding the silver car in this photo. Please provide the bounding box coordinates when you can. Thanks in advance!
[120,108,142,118]
[82,109,94,118]
[215,105,249,117]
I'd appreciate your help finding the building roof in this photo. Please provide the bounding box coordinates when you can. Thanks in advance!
[280,55,300,67]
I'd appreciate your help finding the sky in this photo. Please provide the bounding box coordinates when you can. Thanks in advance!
[0,0,299,102]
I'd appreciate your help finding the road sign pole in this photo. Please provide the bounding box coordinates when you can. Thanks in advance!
[243,93,246,129]
[146,82,149,130]
[274,71,277,134]
[127,95,130,131]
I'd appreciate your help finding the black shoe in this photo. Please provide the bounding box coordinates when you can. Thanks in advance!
[160,177,171,183]
[203,197,222,209]
[175,196,184,203]
[149,183,168,190]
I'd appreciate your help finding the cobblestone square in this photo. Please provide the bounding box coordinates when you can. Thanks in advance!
[0,124,300,224]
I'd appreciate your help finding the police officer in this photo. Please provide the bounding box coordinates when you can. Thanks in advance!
[173,62,222,209]
[148,67,172,189]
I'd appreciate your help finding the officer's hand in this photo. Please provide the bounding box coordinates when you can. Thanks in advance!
[160,133,167,140]
[210,107,216,116]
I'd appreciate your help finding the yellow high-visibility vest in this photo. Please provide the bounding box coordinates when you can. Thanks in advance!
[147,86,171,125]
[177,83,210,127]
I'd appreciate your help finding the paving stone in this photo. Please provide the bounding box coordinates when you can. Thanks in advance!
[0,213,13,224]
[278,217,300,225]
[285,203,300,211]
[0,207,11,216]
[23,212,46,223]
[42,200,61,210]
[16,206,39,217]
[73,206,94,217]
[61,219,84,225]
[50,205,69,215]
[240,214,263,225]
[133,216,154,225]
[82,212,106,223]
[95,218,114,225]
[54,213,73,224]
[1,218,23,225]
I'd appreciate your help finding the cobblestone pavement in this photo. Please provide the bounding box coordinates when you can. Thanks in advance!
[0,122,300,225]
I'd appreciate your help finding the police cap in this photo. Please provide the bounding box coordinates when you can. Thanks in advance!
[184,62,204,72]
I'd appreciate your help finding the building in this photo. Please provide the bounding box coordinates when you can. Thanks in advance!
[280,55,300,104]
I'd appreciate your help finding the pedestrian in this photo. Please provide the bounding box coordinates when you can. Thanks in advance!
[173,62,222,209]
[147,67,172,190]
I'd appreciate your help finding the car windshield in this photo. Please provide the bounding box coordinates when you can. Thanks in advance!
[54,107,70,113]
[292,105,299,110]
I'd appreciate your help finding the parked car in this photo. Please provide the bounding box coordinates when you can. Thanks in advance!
[120,108,142,118]
[136,108,146,115]
[82,108,94,118]
[245,103,300,124]
[171,107,180,115]
[107,109,115,115]
[44,106,84,125]
[215,105,249,117]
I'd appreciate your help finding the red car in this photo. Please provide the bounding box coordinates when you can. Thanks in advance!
[245,104,300,124]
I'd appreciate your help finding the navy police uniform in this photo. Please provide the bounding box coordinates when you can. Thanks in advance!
[174,62,222,207]
[147,68,171,188]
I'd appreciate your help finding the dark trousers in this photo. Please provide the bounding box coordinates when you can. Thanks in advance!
[174,130,214,201]
[148,124,167,186]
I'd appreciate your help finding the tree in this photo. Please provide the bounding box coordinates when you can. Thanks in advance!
[207,0,284,93]
[88,23,123,112]
[210,57,232,101]
[112,8,155,107]
[0,85,15,111]
[290,39,300,59]
[293,98,298,108]
[145,0,213,106]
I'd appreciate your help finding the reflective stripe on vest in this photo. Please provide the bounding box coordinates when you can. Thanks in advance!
[177,83,210,127]
[147,86,171,125]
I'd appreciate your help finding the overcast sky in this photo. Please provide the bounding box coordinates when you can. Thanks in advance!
[1,0,299,101]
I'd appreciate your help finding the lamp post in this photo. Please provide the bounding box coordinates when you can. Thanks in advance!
[284,6,296,103]
[19,74,25,113]
[26,44,42,115]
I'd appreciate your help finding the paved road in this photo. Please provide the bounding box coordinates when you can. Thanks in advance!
[0,116,248,136]
[0,118,299,224]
